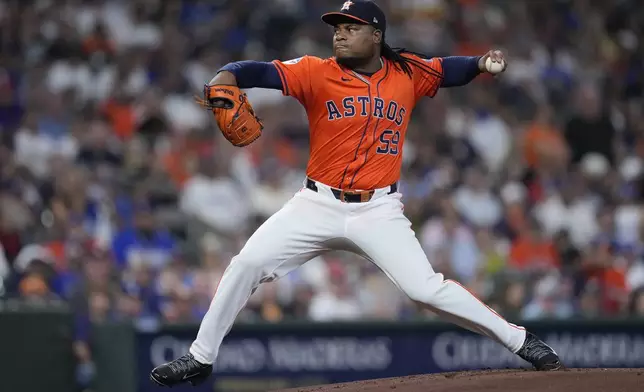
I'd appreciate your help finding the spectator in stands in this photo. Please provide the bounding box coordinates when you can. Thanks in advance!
[161,289,195,324]
[534,174,599,248]
[180,156,250,239]
[453,165,503,228]
[465,87,511,173]
[628,287,644,316]
[111,203,175,269]
[509,219,560,273]
[522,273,574,320]
[121,260,161,320]
[474,228,507,279]
[564,84,616,166]
[624,246,644,292]
[283,283,314,320]
[583,240,630,315]
[576,281,603,318]
[421,201,481,285]
[17,260,57,301]
[309,261,362,322]
[504,279,528,321]
[522,104,569,174]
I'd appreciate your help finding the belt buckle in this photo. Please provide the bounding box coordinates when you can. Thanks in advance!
[338,190,349,202]
[339,190,355,203]
[340,190,374,203]
[360,190,374,202]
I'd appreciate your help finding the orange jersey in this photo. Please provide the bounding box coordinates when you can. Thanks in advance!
[273,55,443,190]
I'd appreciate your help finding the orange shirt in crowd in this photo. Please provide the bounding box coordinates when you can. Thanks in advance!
[523,122,567,169]
[583,242,629,314]
[163,138,214,188]
[44,240,67,272]
[163,149,197,188]
[102,99,136,140]
[509,237,560,270]
[584,265,628,314]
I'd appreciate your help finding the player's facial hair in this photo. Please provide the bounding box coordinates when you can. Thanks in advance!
[336,55,372,70]
[335,41,376,70]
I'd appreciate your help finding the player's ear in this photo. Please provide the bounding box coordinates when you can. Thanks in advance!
[373,29,382,45]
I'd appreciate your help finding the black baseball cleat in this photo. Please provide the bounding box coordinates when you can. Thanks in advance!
[516,332,563,371]
[150,353,213,387]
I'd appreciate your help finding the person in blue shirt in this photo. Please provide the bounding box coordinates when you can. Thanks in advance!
[111,204,175,269]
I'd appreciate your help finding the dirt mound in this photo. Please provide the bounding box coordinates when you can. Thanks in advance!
[275,368,643,392]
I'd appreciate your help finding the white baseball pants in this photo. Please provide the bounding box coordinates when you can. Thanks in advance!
[190,181,526,364]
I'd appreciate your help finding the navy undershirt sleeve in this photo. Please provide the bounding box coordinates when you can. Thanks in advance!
[440,56,482,87]
[218,61,283,91]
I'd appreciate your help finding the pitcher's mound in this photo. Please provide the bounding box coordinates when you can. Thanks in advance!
[275,368,643,392]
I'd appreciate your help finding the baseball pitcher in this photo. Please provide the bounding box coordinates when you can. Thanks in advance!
[151,1,562,387]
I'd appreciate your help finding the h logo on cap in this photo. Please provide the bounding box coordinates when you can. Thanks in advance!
[341,1,353,11]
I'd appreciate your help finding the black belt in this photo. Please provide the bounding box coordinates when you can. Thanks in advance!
[306,178,397,203]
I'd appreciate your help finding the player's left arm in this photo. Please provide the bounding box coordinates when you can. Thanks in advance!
[441,50,507,87]
[413,50,507,98]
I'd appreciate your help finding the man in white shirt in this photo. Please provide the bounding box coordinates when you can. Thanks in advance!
[180,158,250,238]
[453,166,503,228]
[308,261,362,321]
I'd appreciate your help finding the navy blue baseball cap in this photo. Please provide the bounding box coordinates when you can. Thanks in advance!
[322,0,387,34]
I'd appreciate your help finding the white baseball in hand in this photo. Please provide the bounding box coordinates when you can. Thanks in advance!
[485,57,505,74]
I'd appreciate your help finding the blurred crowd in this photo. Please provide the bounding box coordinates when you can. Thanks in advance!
[2,0,644,374]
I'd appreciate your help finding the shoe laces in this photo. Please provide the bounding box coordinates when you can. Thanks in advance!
[168,354,200,374]
[520,336,553,360]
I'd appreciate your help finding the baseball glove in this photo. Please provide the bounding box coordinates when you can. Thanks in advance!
[196,84,263,147]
